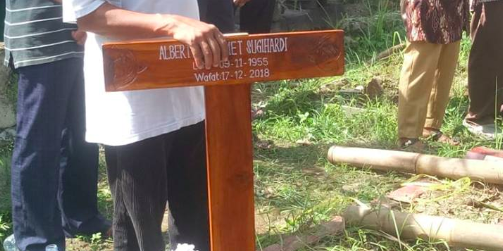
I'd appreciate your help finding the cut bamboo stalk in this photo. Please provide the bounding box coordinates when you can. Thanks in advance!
[259,216,345,251]
[344,205,503,251]
[328,146,503,185]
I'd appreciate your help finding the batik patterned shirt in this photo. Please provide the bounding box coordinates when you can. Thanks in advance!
[401,0,470,44]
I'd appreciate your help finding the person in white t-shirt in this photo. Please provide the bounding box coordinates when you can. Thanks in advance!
[65,0,229,250]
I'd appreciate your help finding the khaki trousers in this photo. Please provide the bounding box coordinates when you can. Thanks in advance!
[398,41,460,139]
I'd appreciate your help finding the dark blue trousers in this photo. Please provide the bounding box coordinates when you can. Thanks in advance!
[11,58,108,251]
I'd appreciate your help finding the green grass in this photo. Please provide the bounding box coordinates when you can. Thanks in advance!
[0,143,13,247]
[250,1,502,250]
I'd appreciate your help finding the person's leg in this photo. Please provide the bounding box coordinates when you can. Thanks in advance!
[104,136,169,251]
[490,2,503,120]
[197,0,208,25]
[424,41,461,131]
[466,2,503,124]
[204,0,235,33]
[240,0,276,34]
[11,60,76,251]
[166,122,209,251]
[398,42,442,142]
[58,58,110,237]
[104,146,140,251]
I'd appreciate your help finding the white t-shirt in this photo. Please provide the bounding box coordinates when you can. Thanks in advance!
[65,0,205,146]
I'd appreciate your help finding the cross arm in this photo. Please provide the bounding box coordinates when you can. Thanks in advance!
[103,30,344,91]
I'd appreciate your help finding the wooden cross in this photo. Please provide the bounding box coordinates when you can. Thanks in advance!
[102,30,344,251]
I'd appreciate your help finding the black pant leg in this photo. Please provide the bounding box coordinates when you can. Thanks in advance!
[104,147,140,251]
[466,2,503,123]
[240,0,276,34]
[104,135,170,251]
[197,0,208,24]
[200,0,235,33]
[166,122,209,251]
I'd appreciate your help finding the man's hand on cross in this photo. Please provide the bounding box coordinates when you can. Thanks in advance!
[75,2,228,70]
[163,15,228,70]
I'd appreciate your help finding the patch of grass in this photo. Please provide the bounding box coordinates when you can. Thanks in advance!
[0,153,13,246]
[69,233,112,251]
[5,71,18,110]
[0,213,13,247]
[0,155,11,210]
[97,150,113,220]
[336,0,404,65]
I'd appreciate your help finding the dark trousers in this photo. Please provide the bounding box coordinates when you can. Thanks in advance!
[104,122,209,251]
[197,0,276,35]
[240,0,276,34]
[198,0,235,33]
[466,1,503,124]
[11,58,105,251]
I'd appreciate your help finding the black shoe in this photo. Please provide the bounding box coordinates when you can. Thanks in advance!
[63,214,112,238]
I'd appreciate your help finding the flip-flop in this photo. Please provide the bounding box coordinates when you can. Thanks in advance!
[423,129,459,146]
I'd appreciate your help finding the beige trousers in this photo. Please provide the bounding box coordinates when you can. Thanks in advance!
[398,41,460,139]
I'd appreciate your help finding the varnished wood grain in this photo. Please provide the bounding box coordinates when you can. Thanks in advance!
[103,30,344,91]
[205,85,255,251]
[103,30,346,251]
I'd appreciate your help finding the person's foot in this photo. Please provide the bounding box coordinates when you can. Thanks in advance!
[399,138,426,152]
[422,128,459,146]
[63,214,112,239]
[463,119,496,140]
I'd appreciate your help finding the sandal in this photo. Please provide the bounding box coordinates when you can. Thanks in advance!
[422,128,459,146]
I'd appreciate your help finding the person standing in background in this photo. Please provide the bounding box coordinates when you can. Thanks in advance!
[4,0,110,250]
[197,0,235,33]
[197,0,276,35]
[463,0,503,140]
[236,0,277,34]
[397,0,469,150]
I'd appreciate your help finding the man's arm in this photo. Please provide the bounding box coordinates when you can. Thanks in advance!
[76,2,228,69]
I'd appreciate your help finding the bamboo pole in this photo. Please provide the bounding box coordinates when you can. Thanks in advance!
[327,146,503,185]
[258,216,345,251]
[344,205,503,251]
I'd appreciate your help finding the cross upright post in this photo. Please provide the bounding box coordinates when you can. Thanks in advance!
[103,30,344,251]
